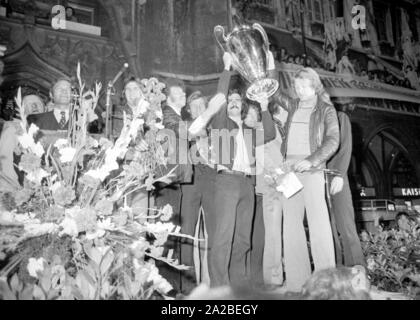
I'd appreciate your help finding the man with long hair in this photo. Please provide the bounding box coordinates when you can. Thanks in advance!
[189,52,276,287]
[273,67,340,292]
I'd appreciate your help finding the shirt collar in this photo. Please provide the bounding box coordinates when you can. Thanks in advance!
[53,108,69,122]
[166,102,181,116]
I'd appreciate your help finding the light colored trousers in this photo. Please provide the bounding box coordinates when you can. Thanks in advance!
[261,186,284,285]
[282,171,335,292]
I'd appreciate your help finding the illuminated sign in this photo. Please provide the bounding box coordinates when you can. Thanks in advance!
[393,188,420,197]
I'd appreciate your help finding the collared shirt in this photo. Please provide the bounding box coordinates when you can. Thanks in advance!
[53,108,69,124]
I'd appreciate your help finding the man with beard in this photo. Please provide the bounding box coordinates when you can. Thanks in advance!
[189,52,276,287]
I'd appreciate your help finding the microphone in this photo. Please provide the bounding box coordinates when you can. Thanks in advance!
[109,63,129,87]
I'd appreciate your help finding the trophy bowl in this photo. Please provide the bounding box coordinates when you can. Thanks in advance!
[214,23,279,101]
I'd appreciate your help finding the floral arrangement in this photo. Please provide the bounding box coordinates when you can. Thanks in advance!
[361,222,420,299]
[0,64,191,300]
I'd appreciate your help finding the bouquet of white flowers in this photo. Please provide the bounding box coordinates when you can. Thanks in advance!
[0,64,193,300]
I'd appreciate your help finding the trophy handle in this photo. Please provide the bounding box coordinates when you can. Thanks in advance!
[214,25,228,52]
[252,23,270,49]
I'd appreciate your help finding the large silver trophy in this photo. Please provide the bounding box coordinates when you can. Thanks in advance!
[214,23,279,101]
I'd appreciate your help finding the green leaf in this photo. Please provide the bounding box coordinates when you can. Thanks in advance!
[19,285,34,300]
[100,251,114,276]
[84,246,102,266]
[32,285,46,300]
[84,263,98,281]
[40,274,51,293]
[76,273,95,300]
[47,289,59,300]
[10,274,20,294]
[79,269,96,287]
[0,279,17,300]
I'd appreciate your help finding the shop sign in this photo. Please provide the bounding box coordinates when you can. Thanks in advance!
[393,188,420,197]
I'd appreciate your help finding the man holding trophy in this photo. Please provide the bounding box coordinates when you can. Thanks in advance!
[189,21,339,292]
[189,22,278,287]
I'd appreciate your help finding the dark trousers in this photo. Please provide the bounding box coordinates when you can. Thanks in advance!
[209,173,255,287]
[154,184,182,292]
[331,178,365,267]
[179,165,216,293]
[250,194,265,286]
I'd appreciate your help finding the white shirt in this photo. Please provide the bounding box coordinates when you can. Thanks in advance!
[53,109,69,124]
[166,102,181,117]
[231,121,252,174]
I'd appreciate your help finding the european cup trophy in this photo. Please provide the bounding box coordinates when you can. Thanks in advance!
[214,22,279,101]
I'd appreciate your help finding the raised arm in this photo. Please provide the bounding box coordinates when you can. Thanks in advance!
[254,97,275,146]
[188,52,232,136]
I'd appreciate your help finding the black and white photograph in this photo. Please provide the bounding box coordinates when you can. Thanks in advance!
[0,0,420,304]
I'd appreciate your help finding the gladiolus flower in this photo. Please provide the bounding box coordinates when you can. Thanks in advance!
[27,257,46,278]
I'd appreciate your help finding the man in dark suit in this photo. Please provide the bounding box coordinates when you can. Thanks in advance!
[327,110,365,267]
[27,78,72,131]
[155,78,192,293]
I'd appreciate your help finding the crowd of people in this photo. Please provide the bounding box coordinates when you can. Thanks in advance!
[0,46,369,298]
[149,50,365,295]
[270,45,420,91]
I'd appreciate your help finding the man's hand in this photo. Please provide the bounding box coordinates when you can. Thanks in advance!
[255,97,269,112]
[293,160,312,173]
[189,93,226,136]
[330,176,344,195]
[223,52,233,71]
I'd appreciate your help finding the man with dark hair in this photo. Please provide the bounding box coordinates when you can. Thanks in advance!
[65,6,78,22]
[327,110,365,267]
[160,77,191,184]
[179,91,216,293]
[189,52,276,287]
[155,77,192,293]
[111,77,151,141]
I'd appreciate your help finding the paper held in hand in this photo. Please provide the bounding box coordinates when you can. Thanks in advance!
[275,169,304,199]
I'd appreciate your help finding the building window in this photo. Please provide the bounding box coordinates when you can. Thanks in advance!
[67,2,95,25]
[305,0,323,24]
[373,2,388,42]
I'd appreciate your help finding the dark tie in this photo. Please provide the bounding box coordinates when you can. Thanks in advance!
[59,111,67,129]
